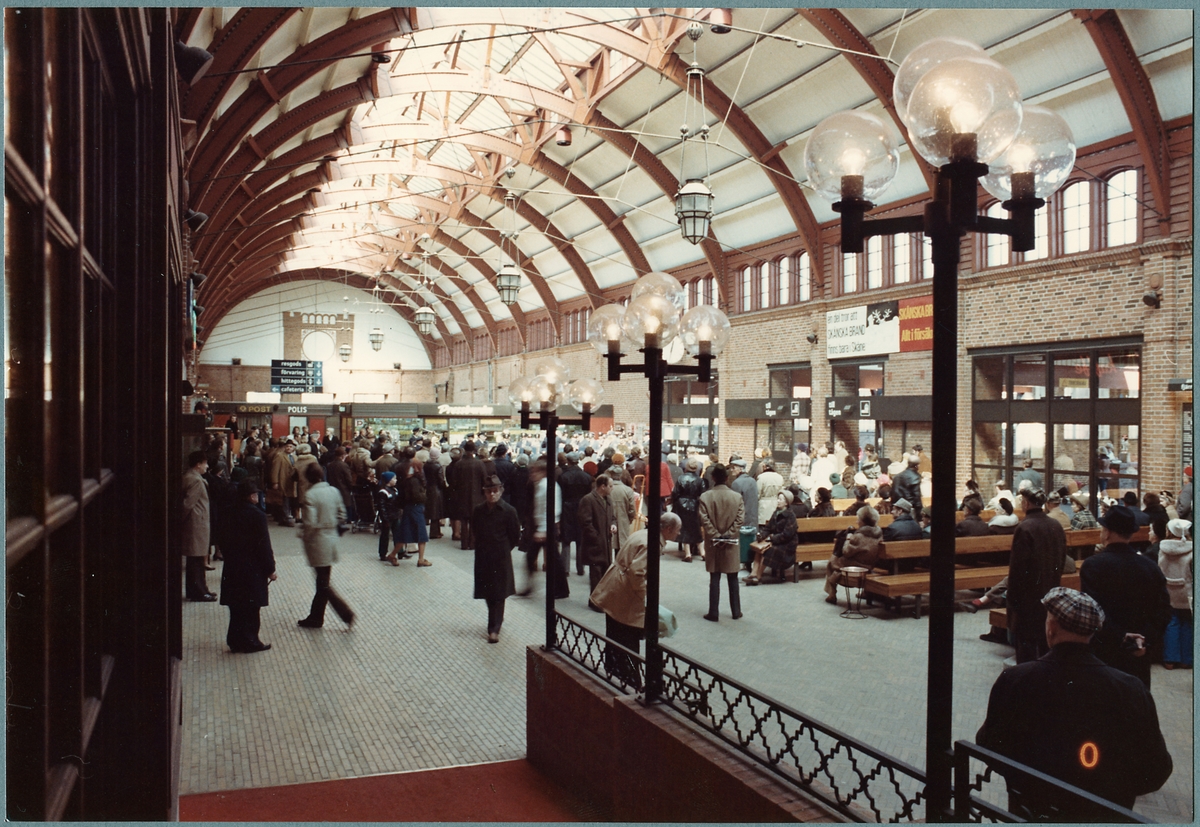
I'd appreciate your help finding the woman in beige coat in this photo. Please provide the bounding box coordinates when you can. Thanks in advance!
[699,465,744,621]
[591,513,682,689]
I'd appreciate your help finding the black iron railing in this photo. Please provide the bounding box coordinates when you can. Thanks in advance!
[553,613,927,823]
[952,741,1153,823]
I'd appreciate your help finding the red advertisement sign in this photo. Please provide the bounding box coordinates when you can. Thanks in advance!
[898,295,933,352]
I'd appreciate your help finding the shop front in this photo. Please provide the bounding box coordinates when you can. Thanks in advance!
[208,402,342,446]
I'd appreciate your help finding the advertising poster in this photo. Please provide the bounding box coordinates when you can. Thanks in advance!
[826,300,899,358]
[898,295,934,351]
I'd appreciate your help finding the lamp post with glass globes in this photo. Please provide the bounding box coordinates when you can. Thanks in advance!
[507,358,604,649]
[804,37,1075,820]
[587,271,730,702]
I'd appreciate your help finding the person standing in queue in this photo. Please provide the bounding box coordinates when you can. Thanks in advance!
[182,450,217,601]
[220,480,278,653]
[976,587,1172,820]
[578,474,617,607]
[699,465,744,622]
[592,512,682,688]
[1007,488,1066,663]
[472,475,521,643]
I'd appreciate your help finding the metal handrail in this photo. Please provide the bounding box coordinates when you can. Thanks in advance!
[952,740,1153,823]
[552,612,927,822]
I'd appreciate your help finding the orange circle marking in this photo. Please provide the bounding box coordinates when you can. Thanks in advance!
[1079,742,1100,769]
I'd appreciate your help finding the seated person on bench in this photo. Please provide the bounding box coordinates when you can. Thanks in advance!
[882,498,923,541]
[825,505,883,604]
[841,484,870,516]
[988,497,1019,534]
[747,491,799,585]
[956,497,993,537]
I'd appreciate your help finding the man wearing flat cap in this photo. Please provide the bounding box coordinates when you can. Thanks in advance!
[1079,504,1171,687]
[976,587,1172,820]
[881,498,923,541]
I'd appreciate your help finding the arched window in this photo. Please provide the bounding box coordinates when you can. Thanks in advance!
[760,262,771,308]
[741,265,753,312]
[1106,169,1139,247]
[778,257,790,305]
[1061,181,1090,254]
[1026,203,1049,261]
[985,202,1009,267]
[921,234,933,280]
[867,236,883,289]
[842,250,857,294]
[704,275,715,306]
[797,253,811,302]
[893,234,911,284]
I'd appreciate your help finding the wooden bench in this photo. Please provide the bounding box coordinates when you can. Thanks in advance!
[865,568,1082,618]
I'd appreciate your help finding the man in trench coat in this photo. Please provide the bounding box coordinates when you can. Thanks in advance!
[578,475,617,606]
[699,464,745,622]
[472,475,522,643]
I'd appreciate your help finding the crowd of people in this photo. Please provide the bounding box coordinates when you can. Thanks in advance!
[180,416,1190,819]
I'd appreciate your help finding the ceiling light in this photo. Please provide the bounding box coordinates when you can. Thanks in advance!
[497,263,522,306]
[414,307,436,334]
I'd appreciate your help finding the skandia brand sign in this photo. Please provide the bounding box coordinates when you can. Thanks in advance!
[826,296,933,358]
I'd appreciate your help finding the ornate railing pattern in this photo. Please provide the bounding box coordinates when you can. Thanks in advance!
[952,741,1152,823]
[552,613,926,822]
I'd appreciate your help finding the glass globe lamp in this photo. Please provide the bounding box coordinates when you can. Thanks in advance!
[586,304,633,355]
[622,292,681,350]
[906,55,1023,167]
[678,304,731,357]
[506,375,535,408]
[566,378,604,414]
[530,355,570,390]
[804,111,899,203]
[630,271,686,310]
[892,37,988,127]
[530,374,561,408]
[981,105,1076,201]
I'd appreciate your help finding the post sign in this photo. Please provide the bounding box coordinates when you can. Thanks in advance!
[270,359,323,393]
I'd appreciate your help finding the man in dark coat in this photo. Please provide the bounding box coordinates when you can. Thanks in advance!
[472,475,522,643]
[881,498,923,541]
[1007,488,1066,663]
[977,587,1172,820]
[452,442,488,549]
[955,497,993,537]
[892,453,923,519]
[324,447,356,521]
[1080,504,1172,687]
[578,474,617,603]
[219,481,278,653]
[558,453,594,576]
[491,444,517,502]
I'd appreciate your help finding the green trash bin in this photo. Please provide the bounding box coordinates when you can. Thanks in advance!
[739,525,758,567]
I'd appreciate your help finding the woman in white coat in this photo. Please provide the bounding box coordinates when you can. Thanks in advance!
[297,462,355,629]
[1158,518,1192,669]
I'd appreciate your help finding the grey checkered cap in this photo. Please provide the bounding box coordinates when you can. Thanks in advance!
[1041,587,1106,636]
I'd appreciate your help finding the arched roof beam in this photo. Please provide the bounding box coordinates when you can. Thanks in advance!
[1072,9,1172,234]
[798,9,938,193]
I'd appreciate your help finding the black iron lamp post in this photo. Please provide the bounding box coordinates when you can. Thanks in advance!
[586,272,731,702]
[805,38,1076,822]
[508,361,604,650]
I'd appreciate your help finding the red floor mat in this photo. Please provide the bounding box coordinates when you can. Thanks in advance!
[179,759,587,822]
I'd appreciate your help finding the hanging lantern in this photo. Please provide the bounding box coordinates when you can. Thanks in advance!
[339,343,352,362]
[368,328,384,351]
[675,179,714,244]
[497,263,522,306]
[556,125,572,146]
[414,306,436,334]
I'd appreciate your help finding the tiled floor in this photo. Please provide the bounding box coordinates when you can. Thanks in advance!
[182,525,1193,821]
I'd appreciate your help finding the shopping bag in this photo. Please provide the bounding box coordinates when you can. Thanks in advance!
[657,605,679,638]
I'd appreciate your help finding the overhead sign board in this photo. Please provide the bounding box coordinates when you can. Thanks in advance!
[827,295,933,359]
[270,359,323,393]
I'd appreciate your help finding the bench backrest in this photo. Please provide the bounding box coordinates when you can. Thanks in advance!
[875,525,1149,559]
[796,514,894,533]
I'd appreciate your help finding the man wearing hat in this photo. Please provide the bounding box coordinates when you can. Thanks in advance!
[1079,503,1171,687]
[1067,492,1098,530]
[728,459,758,538]
[882,498,923,541]
[471,475,521,643]
[892,453,924,520]
[1008,488,1066,663]
[976,587,1172,820]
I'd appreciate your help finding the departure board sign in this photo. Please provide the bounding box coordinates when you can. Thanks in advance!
[270,359,323,393]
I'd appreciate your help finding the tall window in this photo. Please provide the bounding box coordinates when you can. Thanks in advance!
[867,236,883,289]
[985,202,1009,267]
[797,252,811,301]
[1061,181,1090,254]
[759,262,771,309]
[740,265,752,312]
[921,234,933,280]
[893,234,911,284]
[842,250,857,294]
[1106,169,1139,247]
[703,275,714,305]
[1026,204,1049,261]
[778,256,790,305]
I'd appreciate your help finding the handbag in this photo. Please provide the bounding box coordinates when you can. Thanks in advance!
[657,605,678,638]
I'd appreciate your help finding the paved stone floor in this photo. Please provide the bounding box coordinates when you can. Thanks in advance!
[182,525,1193,821]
